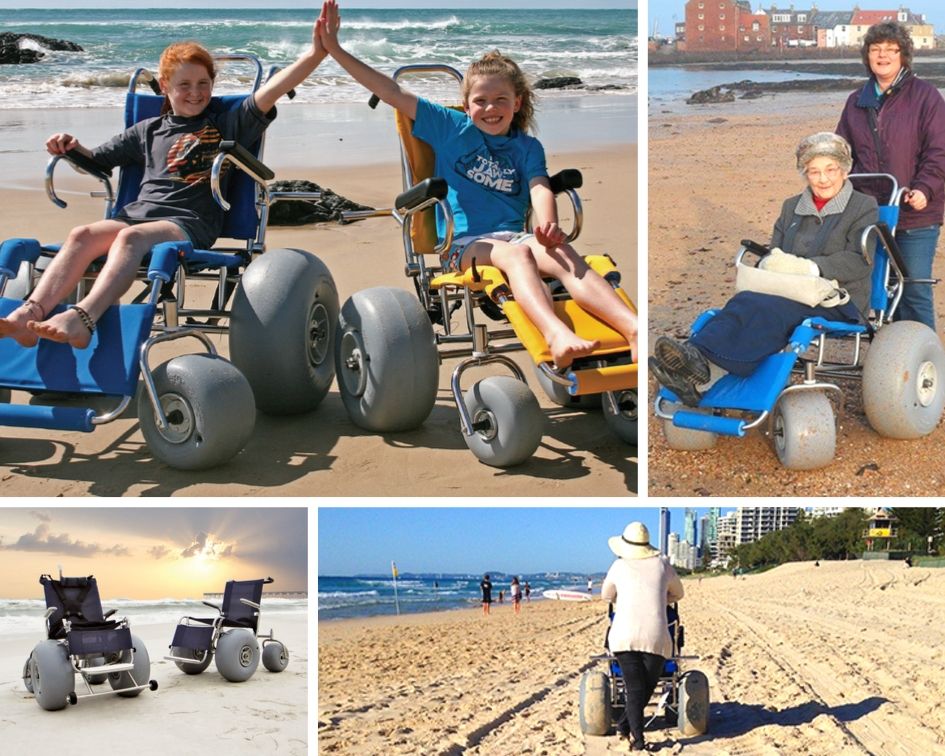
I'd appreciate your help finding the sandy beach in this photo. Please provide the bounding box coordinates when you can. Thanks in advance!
[0,101,635,497]
[647,90,945,496]
[2,613,308,754]
[317,560,945,754]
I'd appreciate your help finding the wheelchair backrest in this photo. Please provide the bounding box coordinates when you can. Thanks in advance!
[869,203,900,315]
[40,574,105,637]
[220,578,265,630]
[115,91,263,242]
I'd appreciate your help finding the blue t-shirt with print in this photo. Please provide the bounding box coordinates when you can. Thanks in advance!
[412,97,548,240]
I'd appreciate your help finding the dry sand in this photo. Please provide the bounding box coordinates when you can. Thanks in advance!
[647,92,945,496]
[1,614,308,754]
[0,144,635,497]
[317,560,945,754]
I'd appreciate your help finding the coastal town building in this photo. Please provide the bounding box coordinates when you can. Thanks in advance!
[683,0,769,52]
[680,3,934,52]
[736,506,799,544]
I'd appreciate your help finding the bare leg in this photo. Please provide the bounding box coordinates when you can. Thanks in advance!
[0,220,127,347]
[528,240,638,360]
[463,239,599,368]
[29,220,185,348]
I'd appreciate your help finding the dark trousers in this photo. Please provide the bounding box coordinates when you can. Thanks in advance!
[614,650,665,743]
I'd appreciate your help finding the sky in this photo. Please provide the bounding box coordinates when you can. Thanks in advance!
[318,507,730,576]
[0,507,308,599]
[655,2,944,37]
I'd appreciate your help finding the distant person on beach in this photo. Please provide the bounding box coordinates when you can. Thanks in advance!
[524,580,531,601]
[602,522,684,752]
[312,0,638,369]
[837,21,945,331]
[480,573,492,615]
[587,577,593,593]
[498,589,504,603]
[650,132,877,406]
[0,20,327,348]
[511,576,522,614]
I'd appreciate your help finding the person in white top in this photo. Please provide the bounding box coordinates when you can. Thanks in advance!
[601,522,684,752]
[510,576,522,615]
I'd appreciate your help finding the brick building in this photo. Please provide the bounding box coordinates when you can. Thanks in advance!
[768,6,817,48]
[684,0,770,52]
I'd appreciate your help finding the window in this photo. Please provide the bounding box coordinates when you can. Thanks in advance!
[698,13,704,19]
[698,2,704,7]
[719,24,725,31]
[798,25,803,33]
[752,21,760,31]
[698,24,704,31]
[719,13,725,20]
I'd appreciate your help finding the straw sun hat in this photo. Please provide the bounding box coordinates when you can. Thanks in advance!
[608,522,660,560]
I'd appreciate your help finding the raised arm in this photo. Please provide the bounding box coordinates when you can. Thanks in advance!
[252,12,329,115]
[317,0,417,119]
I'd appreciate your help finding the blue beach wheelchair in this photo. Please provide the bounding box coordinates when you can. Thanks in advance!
[0,54,338,470]
[335,64,637,467]
[579,603,709,738]
[165,577,288,682]
[22,572,157,711]
[654,174,945,470]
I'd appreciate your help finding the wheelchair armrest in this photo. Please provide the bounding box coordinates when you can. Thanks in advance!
[263,576,275,584]
[549,169,582,194]
[219,140,274,181]
[202,601,222,612]
[739,239,770,258]
[395,177,448,214]
[103,608,117,619]
[63,150,112,181]
[210,141,274,211]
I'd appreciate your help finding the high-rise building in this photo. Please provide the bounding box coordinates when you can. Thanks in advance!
[716,512,737,565]
[659,508,670,556]
[735,507,799,544]
[684,508,697,548]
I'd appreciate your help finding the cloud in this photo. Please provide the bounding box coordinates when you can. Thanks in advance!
[148,544,172,560]
[1,523,130,557]
[30,511,52,523]
[180,532,235,561]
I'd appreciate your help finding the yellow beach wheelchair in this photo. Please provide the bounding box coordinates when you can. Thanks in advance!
[336,64,636,466]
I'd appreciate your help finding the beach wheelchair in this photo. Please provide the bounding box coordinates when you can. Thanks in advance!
[22,572,157,711]
[0,53,338,470]
[335,64,637,467]
[654,174,945,470]
[165,577,288,682]
[579,603,709,738]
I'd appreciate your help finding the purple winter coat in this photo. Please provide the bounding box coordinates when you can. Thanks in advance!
[836,73,945,231]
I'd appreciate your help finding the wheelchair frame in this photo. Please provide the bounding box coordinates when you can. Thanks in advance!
[336,63,637,464]
[654,173,945,469]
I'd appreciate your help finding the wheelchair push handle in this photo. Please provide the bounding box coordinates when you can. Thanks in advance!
[63,150,113,181]
[740,239,770,257]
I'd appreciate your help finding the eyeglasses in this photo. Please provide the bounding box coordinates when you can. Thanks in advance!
[805,166,842,179]
[868,45,900,56]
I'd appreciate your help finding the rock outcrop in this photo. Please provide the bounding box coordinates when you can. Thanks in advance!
[267,180,374,225]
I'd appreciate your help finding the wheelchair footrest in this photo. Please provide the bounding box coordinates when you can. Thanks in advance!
[568,363,637,394]
[673,410,746,437]
[0,403,96,432]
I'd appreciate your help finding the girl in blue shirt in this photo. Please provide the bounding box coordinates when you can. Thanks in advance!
[315,0,637,368]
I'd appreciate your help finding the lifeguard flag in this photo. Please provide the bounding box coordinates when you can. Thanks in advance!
[391,561,398,578]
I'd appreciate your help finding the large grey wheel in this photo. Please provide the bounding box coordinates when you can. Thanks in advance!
[215,629,260,682]
[462,375,543,467]
[138,353,255,470]
[579,669,611,736]
[863,320,945,439]
[172,646,213,674]
[677,670,710,736]
[335,287,438,431]
[108,634,150,697]
[603,389,637,444]
[30,640,74,711]
[262,641,289,673]
[662,403,717,451]
[533,365,601,409]
[22,655,34,694]
[771,391,835,470]
[230,248,338,415]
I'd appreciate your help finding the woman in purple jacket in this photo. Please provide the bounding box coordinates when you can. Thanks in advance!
[837,21,945,331]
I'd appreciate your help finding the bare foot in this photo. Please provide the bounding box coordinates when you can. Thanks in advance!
[28,308,93,348]
[0,305,40,347]
[548,330,599,369]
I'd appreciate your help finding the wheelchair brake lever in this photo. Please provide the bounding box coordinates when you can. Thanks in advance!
[470,257,481,283]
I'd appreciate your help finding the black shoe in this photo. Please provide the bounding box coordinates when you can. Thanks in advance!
[649,356,702,407]
[654,336,710,384]
[631,738,646,752]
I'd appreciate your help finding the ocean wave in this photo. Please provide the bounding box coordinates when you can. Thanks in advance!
[61,72,131,89]
[344,16,461,32]
[318,590,380,598]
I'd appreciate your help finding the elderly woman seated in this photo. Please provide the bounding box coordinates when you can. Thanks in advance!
[650,131,878,405]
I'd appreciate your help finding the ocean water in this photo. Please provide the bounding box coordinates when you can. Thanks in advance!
[319,573,597,621]
[0,596,307,635]
[0,8,636,109]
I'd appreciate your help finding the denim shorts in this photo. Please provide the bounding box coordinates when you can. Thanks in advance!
[441,231,533,272]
